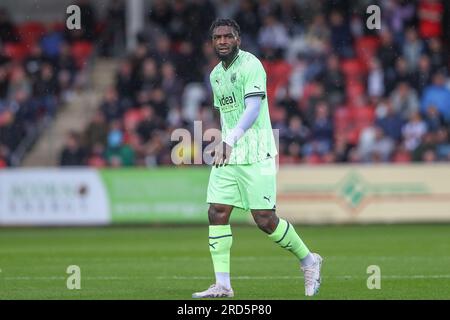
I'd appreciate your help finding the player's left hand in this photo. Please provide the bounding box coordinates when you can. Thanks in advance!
[213,141,233,168]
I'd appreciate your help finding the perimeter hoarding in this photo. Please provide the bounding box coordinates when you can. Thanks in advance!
[277,164,450,224]
[0,169,109,226]
[99,167,248,224]
[1,165,450,226]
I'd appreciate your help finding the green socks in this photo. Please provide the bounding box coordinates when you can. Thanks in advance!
[268,218,310,260]
[209,225,233,273]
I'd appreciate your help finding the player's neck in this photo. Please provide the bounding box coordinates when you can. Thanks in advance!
[222,49,240,70]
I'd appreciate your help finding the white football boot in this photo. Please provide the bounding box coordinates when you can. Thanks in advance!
[301,253,323,296]
[192,284,234,298]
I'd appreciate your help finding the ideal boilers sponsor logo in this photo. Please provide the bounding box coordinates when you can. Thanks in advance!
[219,92,237,112]
[0,169,110,225]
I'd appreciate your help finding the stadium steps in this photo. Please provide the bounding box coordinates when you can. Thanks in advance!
[21,58,117,167]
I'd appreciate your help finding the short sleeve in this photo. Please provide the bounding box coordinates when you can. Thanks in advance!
[243,58,266,100]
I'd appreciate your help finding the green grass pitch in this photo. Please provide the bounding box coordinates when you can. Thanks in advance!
[0,224,449,300]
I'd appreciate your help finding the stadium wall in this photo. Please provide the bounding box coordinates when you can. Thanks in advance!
[1,165,450,226]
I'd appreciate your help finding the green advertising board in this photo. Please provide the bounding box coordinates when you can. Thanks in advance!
[100,167,250,224]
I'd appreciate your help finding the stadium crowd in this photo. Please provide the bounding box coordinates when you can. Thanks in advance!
[1,0,450,167]
[0,0,96,167]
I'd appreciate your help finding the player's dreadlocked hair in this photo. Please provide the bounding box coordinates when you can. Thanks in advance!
[209,18,241,37]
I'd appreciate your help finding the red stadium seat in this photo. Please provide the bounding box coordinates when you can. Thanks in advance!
[49,22,65,32]
[355,36,380,62]
[346,81,365,104]
[123,109,144,131]
[3,42,29,61]
[262,60,292,107]
[346,126,361,145]
[349,105,375,132]
[71,41,94,69]
[334,106,352,131]
[341,58,365,80]
[17,22,46,46]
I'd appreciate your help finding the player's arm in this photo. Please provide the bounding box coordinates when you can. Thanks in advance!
[224,95,261,146]
[214,96,262,167]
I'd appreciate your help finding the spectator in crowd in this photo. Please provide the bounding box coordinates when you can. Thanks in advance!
[435,128,450,160]
[101,87,124,122]
[413,131,436,162]
[100,0,126,57]
[24,44,48,81]
[148,0,173,31]
[59,131,86,166]
[377,30,399,84]
[0,8,17,43]
[258,14,290,59]
[402,28,425,73]
[390,81,420,121]
[418,0,444,39]
[160,61,183,109]
[283,115,310,148]
[40,24,65,59]
[411,54,433,95]
[421,71,450,123]
[367,57,385,101]
[424,105,446,133]
[280,141,302,164]
[329,10,353,58]
[322,54,346,106]
[304,14,330,55]
[8,67,32,101]
[105,120,135,166]
[427,37,446,72]
[115,60,137,103]
[305,102,333,156]
[87,142,107,168]
[234,0,260,54]
[33,63,59,116]
[375,98,404,143]
[359,126,395,162]
[83,110,108,152]
[402,112,428,152]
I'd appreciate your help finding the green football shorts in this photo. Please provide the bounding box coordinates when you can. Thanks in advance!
[207,157,277,210]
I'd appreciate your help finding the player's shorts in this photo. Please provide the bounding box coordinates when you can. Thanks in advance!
[207,157,277,211]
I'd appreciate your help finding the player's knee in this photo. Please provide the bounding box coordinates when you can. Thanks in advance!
[253,212,278,234]
[255,216,275,234]
[208,204,229,224]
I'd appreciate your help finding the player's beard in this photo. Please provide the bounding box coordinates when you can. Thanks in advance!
[215,44,239,64]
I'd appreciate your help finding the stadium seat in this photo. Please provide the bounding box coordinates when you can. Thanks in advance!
[346,81,366,104]
[352,106,375,131]
[334,106,352,131]
[3,42,29,61]
[123,109,144,131]
[355,36,380,62]
[341,58,365,80]
[49,22,65,32]
[17,22,46,46]
[262,60,292,107]
[71,41,94,69]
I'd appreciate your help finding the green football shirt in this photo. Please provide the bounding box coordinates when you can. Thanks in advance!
[210,49,278,164]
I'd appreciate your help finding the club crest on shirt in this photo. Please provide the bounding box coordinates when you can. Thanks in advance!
[230,73,236,83]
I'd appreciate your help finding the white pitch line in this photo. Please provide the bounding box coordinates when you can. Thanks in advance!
[2,276,129,281]
[3,275,450,281]
[156,275,450,280]
[156,256,450,261]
